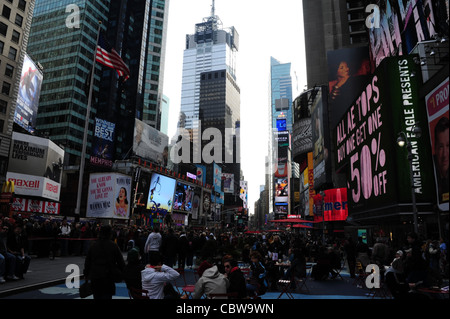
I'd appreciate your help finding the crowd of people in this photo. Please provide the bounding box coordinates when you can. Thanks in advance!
[1,212,448,300]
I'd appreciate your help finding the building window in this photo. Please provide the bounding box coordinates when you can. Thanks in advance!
[0,40,4,54]
[11,30,20,43]
[0,99,7,113]
[8,46,17,60]
[0,22,7,37]
[1,82,11,95]
[5,64,13,77]
[15,14,23,27]
[2,5,11,20]
[18,0,26,11]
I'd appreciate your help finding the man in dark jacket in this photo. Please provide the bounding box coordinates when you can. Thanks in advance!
[160,228,179,268]
[224,258,247,298]
[84,225,125,299]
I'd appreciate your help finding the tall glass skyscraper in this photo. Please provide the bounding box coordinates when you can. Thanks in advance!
[27,0,170,215]
[177,3,241,210]
[179,6,239,131]
[27,0,109,166]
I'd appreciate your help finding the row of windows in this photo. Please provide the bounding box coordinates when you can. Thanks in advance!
[1,4,24,27]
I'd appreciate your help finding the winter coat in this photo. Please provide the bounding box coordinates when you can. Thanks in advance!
[193,265,229,299]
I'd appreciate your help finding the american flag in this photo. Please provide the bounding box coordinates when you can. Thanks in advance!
[96,33,130,80]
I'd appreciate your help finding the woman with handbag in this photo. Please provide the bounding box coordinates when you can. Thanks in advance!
[84,224,125,299]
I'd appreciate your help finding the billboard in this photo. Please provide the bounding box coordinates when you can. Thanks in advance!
[311,86,332,189]
[425,77,449,211]
[90,117,115,167]
[9,132,64,184]
[10,198,60,215]
[133,118,169,166]
[334,55,435,214]
[313,188,348,222]
[14,54,43,133]
[6,172,61,201]
[86,173,132,219]
[240,180,248,209]
[275,177,289,203]
[146,173,176,214]
[173,182,195,212]
[213,163,222,192]
[327,47,374,129]
[292,91,313,164]
[222,173,234,193]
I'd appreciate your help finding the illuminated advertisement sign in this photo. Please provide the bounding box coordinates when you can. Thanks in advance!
[213,163,222,192]
[14,54,43,133]
[173,182,195,213]
[313,188,348,222]
[334,55,434,214]
[222,173,234,193]
[426,77,449,211]
[90,117,115,168]
[6,172,61,201]
[146,173,176,214]
[292,91,313,164]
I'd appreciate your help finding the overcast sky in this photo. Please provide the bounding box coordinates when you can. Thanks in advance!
[163,0,306,213]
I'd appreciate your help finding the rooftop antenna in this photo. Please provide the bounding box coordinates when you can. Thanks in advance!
[211,0,215,17]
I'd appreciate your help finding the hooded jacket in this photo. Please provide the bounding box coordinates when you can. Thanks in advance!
[193,265,229,299]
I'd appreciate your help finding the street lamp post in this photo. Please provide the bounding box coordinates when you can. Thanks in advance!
[397,126,422,234]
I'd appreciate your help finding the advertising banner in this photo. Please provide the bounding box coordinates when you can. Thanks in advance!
[240,180,248,208]
[6,172,61,201]
[327,47,374,129]
[222,173,234,193]
[90,117,115,167]
[213,163,222,192]
[311,86,332,189]
[334,55,434,214]
[14,54,43,133]
[426,77,449,211]
[10,198,60,215]
[87,173,132,219]
[196,165,206,185]
[133,118,169,166]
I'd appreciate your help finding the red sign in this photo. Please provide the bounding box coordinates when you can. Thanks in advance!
[313,188,348,222]
[10,198,60,215]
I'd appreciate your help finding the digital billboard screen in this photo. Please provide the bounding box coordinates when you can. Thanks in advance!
[146,173,176,214]
[173,182,195,213]
[14,54,43,133]
[334,55,434,214]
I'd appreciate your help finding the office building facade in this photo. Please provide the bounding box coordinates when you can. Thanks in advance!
[0,0,35,181]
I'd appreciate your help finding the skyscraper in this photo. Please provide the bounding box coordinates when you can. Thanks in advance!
[177,1,241,212]
[27,0,170,216]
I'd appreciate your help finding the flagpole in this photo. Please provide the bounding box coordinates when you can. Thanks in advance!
[75,21,102,217]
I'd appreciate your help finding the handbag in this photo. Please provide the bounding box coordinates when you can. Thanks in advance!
[79,281,93,298]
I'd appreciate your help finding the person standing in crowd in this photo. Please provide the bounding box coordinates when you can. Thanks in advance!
[144,226,162,264]
[160,228,179,268]
[59,218,71,257]
[177,231,189,269]
[141,252,180,299]
[356,237,371,268]
[84,225,125,300]
[223,257,247,298]
[404,232,428,286]
[193,261,229,299]
[344,237,357,278]
[123,247,144,290]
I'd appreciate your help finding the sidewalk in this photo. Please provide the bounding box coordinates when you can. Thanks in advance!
[0,255,87,298]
